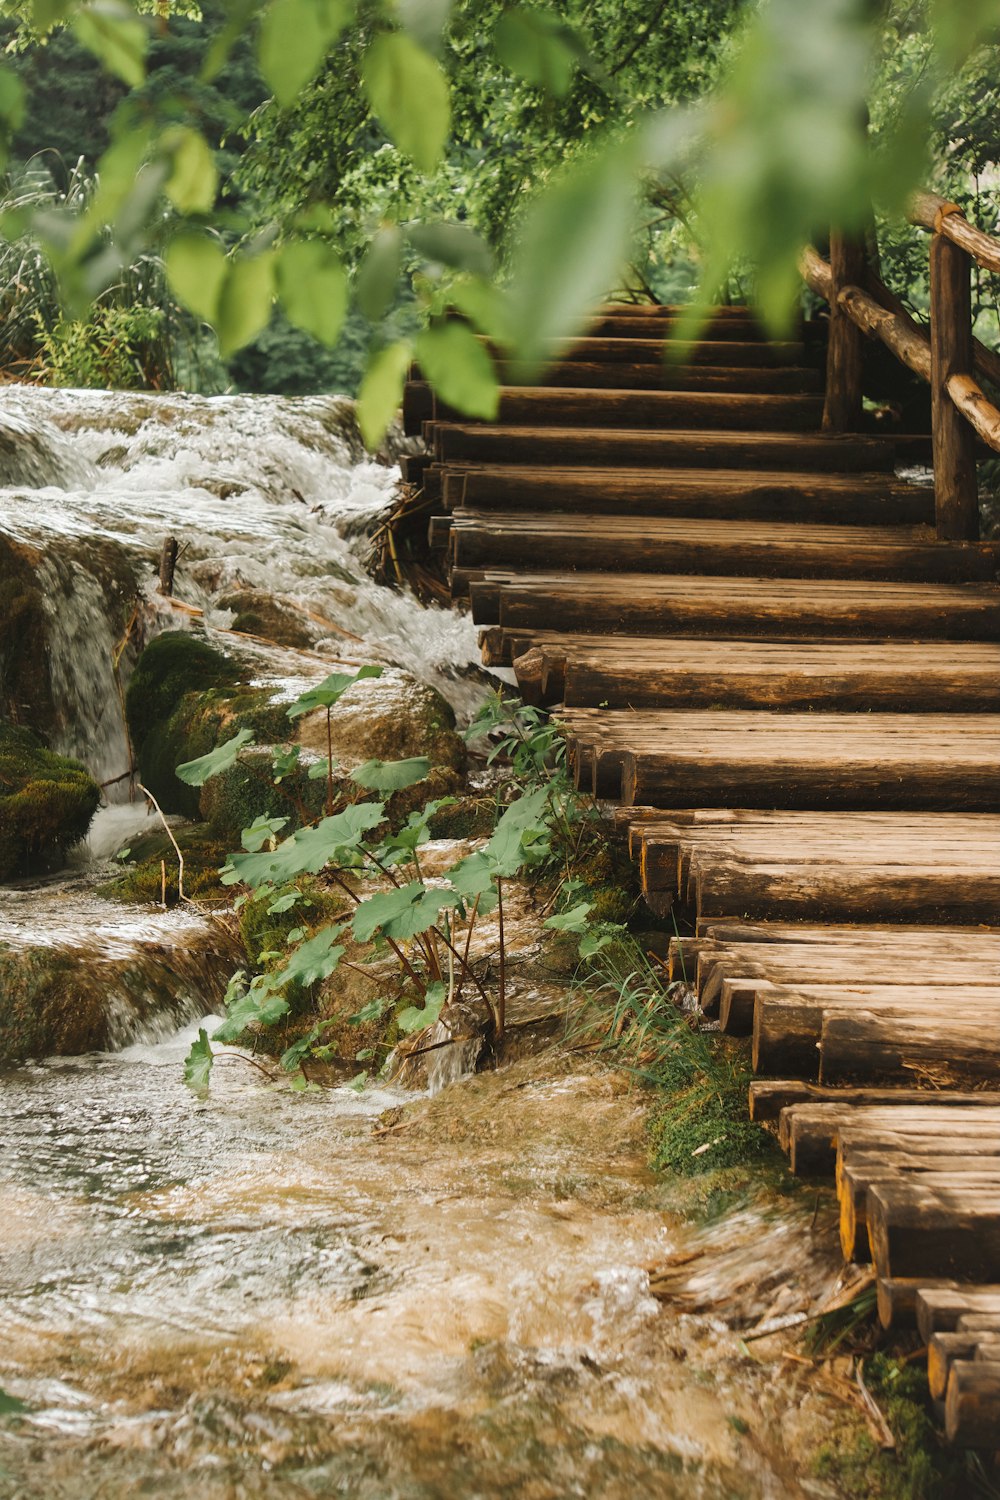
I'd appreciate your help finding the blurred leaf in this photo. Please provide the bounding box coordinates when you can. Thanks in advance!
[176,728,255,787]
[0,66,26,161]
[494,7,580,96]
[164,233,229,324]
[931,0,1000,65]
[397,0,452,52]
[415,320,499,419]
[445,275,512,346]
[277,239,348,345]
[286,664,383,719]
[356,225,402,321]
[363,31,451,172]
[258,0,352,107]
[357,340,411,450]
[506,136,637,379]
[200,0,257,81]
[241,813,290,852]
[216,252,276,357]
[408,221,492,277]
[164,126,218,215]
[73,1,148,87]
[183,1028,214,1094]
[350,756,431,791]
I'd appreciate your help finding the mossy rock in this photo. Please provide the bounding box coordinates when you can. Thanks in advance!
[217,591,315,650]
[97,823,232,905]
[199,748,328,844]
[125,632,288,817]
[0,724,100,880]
[0,536,56,737]
[427,793,497,841]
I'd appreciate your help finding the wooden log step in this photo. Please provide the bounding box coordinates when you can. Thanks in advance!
[820,1010,1000,1087]
[749,1079,1000,1124]
[491,361,824,394]
[779,1103,1000,1176]
[444,466,930,525]
[867,1178,1000,1283]
[589,313,768,340]
[557,336,808,367]
[917,1287,1000,1341]
[877,1277,961,1331]
[839,1150,1000,1262]
[473,572,1000,640]
[693,860,1000,923]
[930,1331,1000,1400]
[403,383,824,435]
[449,513,998,583]
[754,985,1000,1075]
[945,1359,1000,1447]
[524,637,1000,712]
[433,424,898,473]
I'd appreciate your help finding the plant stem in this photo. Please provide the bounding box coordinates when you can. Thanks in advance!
[325,706,334,817]
[138,782,187,903]
[497,876,505,1041]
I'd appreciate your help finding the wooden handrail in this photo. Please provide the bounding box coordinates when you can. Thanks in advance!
[804,191,1000,540]
[910,191,1000,275]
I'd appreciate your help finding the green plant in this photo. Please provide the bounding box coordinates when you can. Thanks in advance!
[181,670,593,1093]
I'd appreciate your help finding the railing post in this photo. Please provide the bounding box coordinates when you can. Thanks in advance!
[930,228,979,540]
[822,231,867,433]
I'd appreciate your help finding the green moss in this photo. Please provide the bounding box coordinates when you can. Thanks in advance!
[199,748,326,844]
[427,794,497,840]
[0,724,100,879]
[217,591,314,649]
[811,1354,971,1499]
[646,1033,780,1178]
[126,631,240,752]
[96,823,232,905]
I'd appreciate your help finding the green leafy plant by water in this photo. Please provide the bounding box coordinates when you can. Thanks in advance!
[180,677,601,1093]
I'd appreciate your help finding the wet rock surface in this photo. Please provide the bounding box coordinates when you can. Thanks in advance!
[0,725,101,881]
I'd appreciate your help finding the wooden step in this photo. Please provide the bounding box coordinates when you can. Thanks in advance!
[779,1102,1000,1175]
[470,572,1000,640]
[749,1078,1000,1125]
[403,384,824,435]
[444,465,932,525]
[490,361,824,393]
[450,513,999,582]
[557,337,808,367]
[513,636,1000,712]
[590,313,769,339]
[432,425,898,473]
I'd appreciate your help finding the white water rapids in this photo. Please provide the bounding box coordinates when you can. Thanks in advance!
[0,387,481,789]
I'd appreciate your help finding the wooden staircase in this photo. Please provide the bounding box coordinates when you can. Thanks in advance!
[404,297,1000,1447]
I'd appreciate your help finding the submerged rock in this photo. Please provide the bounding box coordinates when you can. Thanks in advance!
[0,724,100,880]
[0,535,57,737]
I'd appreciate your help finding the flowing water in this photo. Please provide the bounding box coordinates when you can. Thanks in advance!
[0,389,853,1497]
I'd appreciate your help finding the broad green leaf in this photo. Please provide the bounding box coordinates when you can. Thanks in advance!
[408,222,492,277]
[415,322,499,420]
[494,7,579,96]
[357,341,412,450]
[280,1019,333,1072]
[444,276,513,347]
[31,0,72,27]
[266,890,301,914]
[307,758,337,781]
[73,1,148,87]
[350,994,395,1024]
[176,728,255,787]
[272,745,302,781]
[356,227,402,322]
[270,923,345,987]
[286,664,383,719]
[241,813,289,852]
[353,881,459,943]
[506,137,637,380]
[165,233,229,325]
[350,756,431,792]
[183,1028,214,1095]
[216,253,276,358]
[396,979,446,1034]
[224,802,385,886]
[258,0,351,107]
[212,980,289,1041]
[362,31,450,172]
[346,1070,368,1091]
[447,849,494,900]
[164,126,218,215]
[579,929,613,959]
[278,240,348,346]
[483,786,551,875]
[397,0,452,51]
[544,900,592,934]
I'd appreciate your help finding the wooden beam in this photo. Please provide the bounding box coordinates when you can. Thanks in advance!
[822,232,867,433]
[930,233,979,540]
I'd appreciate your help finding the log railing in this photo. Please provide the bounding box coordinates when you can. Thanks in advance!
[802,191,1000,541]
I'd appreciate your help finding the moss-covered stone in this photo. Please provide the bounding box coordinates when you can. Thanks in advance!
[0,535,57,737]
[96,823,232,905]
[0,724,100,879]
[217,591,315,650]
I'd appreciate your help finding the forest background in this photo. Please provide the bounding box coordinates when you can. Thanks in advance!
[0,0,999,438]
